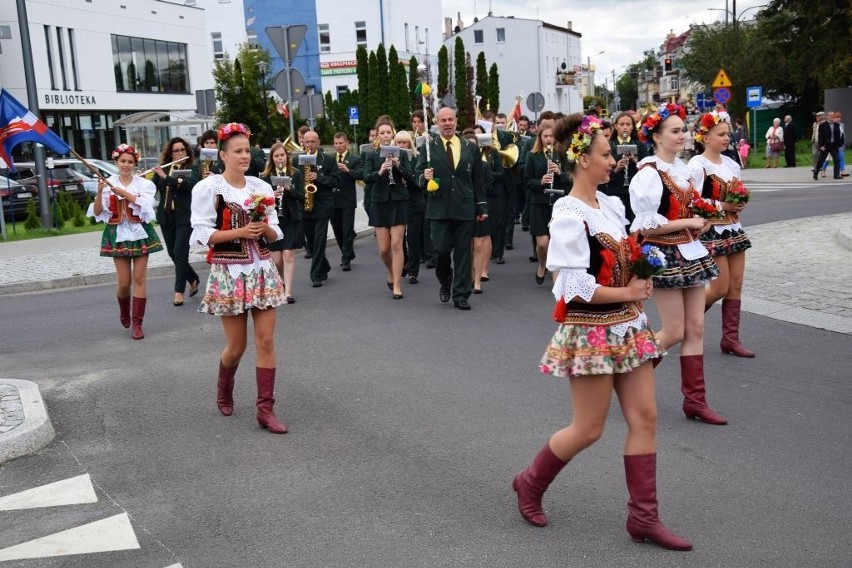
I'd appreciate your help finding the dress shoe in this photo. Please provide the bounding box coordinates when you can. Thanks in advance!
[286,296,295,304]
[341,261,351,272]
[392,293,403,300]
[173,293,184,306]
[529,256,539,263]
[387,280,394,291]
[189,280,200,297]
[812,170,818,180]
[481,275,490,282]
[472,288,483,294]
[312,280,323,288]
[425,261,436,269]
[834,176,843,180]
[320,273,328,281]
[495,256,505,264]
[521,225,529,232]
[505,244,514,250]
[409,275,418,284]
[304,251,313,259]
[453,299,471,310]
[535,269,546,285]
[439,288,451,303]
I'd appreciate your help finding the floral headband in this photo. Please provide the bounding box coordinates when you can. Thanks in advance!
[111,144,140,161]
[638,103,687,143]
[565,115,603,162]
[694,110,731,144]
[218,122,250,142]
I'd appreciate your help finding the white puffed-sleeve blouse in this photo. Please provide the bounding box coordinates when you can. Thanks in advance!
[687,154,745,235]
[86,175,156,242]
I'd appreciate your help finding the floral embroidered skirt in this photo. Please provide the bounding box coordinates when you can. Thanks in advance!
[199,263,286,316]
[99,223,163,257]
[540,322,664,378]
[652,244,719,289]
[700,227,752,257]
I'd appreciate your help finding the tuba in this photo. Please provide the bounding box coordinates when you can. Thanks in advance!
[283,135,303,154]
[298,153,317,213]
[492,129,519,167]
[199,147,218,178]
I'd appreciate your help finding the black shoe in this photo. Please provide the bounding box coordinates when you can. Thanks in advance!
[312,280,323,288]
[393,293,403,300]
[521,225,529,232]
[480,275,490,282]
[341,261,351,272]
[505,244,514,250]
[535,269,546,285]
[402,266,408,277]
[189,280,200,297]
[304,251,313,259]
[387,280,394,291]
[439,288,451,303]
[834,176,843,179]
[425,261,436,269]
[529,256,539,263]
[408,275,418,284]
[320,273,329,281]
[813,170,818,180]
[472,288,483,294]
[495,256,505,264]
[453,299,471,310]
[286,296,295,304]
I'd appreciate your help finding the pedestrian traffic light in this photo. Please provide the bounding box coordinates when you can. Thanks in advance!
[664,58,673,72]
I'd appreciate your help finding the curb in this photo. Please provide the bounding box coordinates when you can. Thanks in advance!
[0,379,56,465]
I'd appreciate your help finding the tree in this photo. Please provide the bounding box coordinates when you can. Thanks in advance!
[616,67,640,112]
[487,62,500,113]
[437,45,449,100]
[356,45,369,119]
[376,44,389,109]
[367,50,381,130]
[453,37,468,120]
[475,52,488,114]
[409,56,422,112]
[388,46,408,129]
[212,44,276,145]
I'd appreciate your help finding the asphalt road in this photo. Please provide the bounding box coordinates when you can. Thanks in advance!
[0,180,851,567]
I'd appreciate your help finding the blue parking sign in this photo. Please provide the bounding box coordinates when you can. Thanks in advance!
[348,106,359,120]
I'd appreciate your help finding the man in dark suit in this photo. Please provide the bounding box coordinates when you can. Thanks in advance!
[783,115,797,168]
[415,107,488,310]
[330,132,361,271]
[814,111,842,180]
[301,130,337,286]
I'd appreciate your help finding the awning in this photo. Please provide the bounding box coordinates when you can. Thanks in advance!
[113,110,215,128]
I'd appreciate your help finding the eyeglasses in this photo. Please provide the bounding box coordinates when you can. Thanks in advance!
[172,147,187,153]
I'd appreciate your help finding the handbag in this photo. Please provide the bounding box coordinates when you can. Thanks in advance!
[769,128,784,151]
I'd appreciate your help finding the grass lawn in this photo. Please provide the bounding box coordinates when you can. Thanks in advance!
[744,140,850,170]
[0,217,103,242]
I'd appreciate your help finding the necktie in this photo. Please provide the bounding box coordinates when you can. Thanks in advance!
[446,140,454,169]
[338,154,343,163]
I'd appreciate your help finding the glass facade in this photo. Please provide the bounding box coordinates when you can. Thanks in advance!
[111,34,189,93]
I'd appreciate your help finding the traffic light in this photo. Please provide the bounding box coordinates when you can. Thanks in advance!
[664,58,673,72]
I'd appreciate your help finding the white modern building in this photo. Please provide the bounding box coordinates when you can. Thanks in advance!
[0,0,213,161]
[188,0,247,64]
[443,15,583,117]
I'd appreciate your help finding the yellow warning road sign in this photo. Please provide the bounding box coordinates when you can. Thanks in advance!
[712,69,733,88]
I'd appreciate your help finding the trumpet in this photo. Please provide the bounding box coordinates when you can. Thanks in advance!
[200,147,218,178]
[298,153,317,213]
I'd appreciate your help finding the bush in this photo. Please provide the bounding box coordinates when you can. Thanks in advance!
[72,207,86,227]
[24,199,40,230]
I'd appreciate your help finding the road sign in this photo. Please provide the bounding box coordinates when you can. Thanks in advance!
[266,25,307,64]
[274,68,305,100]
[746,86,762,108]
[712,69,733,88]
[348,106,359,120]
[713,87,731,105]
[526,92,545,113]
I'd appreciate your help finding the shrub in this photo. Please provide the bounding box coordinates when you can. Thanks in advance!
[24,199,40,230]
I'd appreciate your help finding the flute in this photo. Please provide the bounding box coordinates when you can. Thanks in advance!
[138,156,188,177]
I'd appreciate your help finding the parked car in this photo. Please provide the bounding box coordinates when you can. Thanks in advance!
[0,175,37,222]
[9,162,90,205]
[50,158,118,191]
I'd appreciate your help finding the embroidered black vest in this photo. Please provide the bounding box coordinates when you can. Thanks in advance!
[701,173,740,226]
[208,195,270,264]
[640,163,697,247]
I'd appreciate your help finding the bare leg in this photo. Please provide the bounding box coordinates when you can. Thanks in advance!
[614,363,657,455]
[390,225,406,295]
[651,288,686,350]
[114,257,132,298]
[705,254,730,307]
[251,307,277,368]
[130,255,149,298]
[724,251,746,300]
[281,249,296,299]
[220,313,248,368]
[548,374,615,460]
[535,235,550,279]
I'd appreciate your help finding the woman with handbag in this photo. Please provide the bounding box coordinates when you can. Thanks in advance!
[513,113,691,551]
[764,118,784,168]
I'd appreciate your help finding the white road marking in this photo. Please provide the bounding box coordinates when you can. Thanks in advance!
[164,564,184,568]
[0,512,140,561]
[0,474,98,511]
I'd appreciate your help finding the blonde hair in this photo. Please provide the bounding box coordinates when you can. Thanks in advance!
[394,130,418,158]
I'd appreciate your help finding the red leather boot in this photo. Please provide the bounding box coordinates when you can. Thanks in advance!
[256,367,287,434]
[680,355,727,425]
[118,296,131,328]
[624,453,692,551]
[512,443,569,527]
[720,299,755,357]
[131,297,146,340]
[217,360,238,416]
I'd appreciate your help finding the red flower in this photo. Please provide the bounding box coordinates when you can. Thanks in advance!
[597,249,615,285]
[627,236,642,263]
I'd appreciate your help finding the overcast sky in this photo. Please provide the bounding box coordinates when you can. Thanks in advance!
[442,0,769,88]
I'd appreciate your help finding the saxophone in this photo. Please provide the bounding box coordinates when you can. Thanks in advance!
[301,154,317,213]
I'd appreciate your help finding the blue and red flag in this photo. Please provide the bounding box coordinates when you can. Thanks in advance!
[0,88,70,171]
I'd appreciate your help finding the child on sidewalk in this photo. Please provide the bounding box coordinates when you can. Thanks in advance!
[737,139,750,169]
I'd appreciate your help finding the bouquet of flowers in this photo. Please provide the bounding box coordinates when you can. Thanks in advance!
[630,244,667,279]
[690,196,724,219]
[725,180,750,204]
[244,192,276,222]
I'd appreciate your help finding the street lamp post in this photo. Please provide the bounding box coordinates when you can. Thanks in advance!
[708,3,767,29]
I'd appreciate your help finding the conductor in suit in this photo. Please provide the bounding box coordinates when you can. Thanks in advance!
[415,107,488,310]
[330,132,361,271]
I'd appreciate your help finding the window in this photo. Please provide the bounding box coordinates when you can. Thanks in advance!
[211,32,224,60]
[67,29,80,90]
[111,34,190,94]
[246,29,257,48]
[496,28,505,43]
[319,24,330,53]
[355,21,367,47]
[44,26,56,90]
[55,27,68,90]
[473,29,483,44]
[336,85,349,100]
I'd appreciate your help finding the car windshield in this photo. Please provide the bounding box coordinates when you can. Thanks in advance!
[0,175,23,188]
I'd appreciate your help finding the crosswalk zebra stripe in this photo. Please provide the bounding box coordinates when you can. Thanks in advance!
[0,474,98,511]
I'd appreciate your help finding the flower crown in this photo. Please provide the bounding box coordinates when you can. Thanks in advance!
[218,122,250,142]
[638,103,687,143]
[694,110,731,144]
[565,115,603,162]
[111,144,140,162]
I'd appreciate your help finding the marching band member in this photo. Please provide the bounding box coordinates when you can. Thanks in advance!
[87,143,162,340]
[395,130,424,284]
[190,122,288,434]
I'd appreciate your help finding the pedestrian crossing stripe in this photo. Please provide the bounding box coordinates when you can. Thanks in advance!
[0,512,140,561]
[0,474,97,511]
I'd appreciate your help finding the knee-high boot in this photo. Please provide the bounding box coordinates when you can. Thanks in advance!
[720,299,755,357]
[131,297,146,340]
[118,296,131,328]
[624,453,692,551]
[256,367,287,434]
[217,360,238,416]
[512,443,569,527]
[680,355,727,425]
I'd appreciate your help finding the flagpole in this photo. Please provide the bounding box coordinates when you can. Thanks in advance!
[69,150,118,191]
[17,0,54,229]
